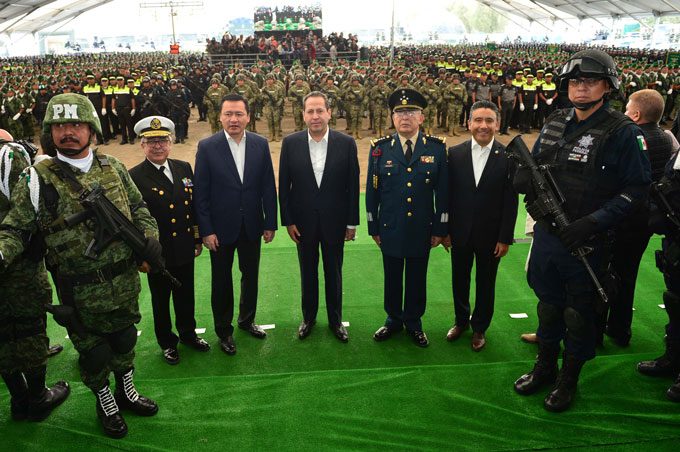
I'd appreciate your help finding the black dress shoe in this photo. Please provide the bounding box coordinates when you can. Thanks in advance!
[27,381,71,421]
[239,323,267,339]
[162,348,180,365]
[408,330,429,347]
[331,324,349,343]
[47,344,64,358]
[298,320,316,339]
[373,326,400,342]
[180,336,211,352]
[220,336,236,355]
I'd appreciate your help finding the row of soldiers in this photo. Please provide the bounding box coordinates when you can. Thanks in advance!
[4,53,680,142]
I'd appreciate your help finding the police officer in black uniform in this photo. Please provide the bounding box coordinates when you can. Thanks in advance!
[366,89,449,347]
[512,49,651,412]
[638,149,680,402]
[129,116,210,365]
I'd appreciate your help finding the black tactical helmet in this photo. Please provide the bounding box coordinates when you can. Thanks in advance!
[559,49,619,91]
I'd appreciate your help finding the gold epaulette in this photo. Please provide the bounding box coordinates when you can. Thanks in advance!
[370,135,391,147]
[424,134,446,146]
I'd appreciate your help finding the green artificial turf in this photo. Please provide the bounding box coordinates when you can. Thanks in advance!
[2,197,680,451]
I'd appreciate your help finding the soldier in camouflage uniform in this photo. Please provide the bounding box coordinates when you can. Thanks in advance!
[288,74,311,132]
[0,131,70,422]
[262,74,285,141]
[0,94,162,439]
[421,75,441,135]
[321,77,340,128]
[344,75,366,139]
[370,76,390,137]
[442,74,468,136]
[204,77,229,135]
[16,86,36,141]
[231,75,258,132]
[2,87,24,140]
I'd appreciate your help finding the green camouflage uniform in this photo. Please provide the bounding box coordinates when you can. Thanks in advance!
[288,82,311,131]
[203,83,229,134]
[0,151,158,391]
[231,80,258,132]
[443,82,468,135]
[344,82,365,139]
[2,96,25,140]
[421,81,441,134]
[0,143,51,375]
[369,83,390,136]
[320,83,340,128]
[17,92,36,140]
[261,81,285,141]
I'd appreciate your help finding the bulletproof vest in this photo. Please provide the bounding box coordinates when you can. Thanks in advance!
[33,154,133,273]
[537,107,632,221]
[640,123,674,183]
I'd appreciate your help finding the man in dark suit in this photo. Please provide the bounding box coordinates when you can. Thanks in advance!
[279,91,360,342]
[444,100,518,351]
[365,89,449,347]
[194,93,277,356]
[129,116,210,365]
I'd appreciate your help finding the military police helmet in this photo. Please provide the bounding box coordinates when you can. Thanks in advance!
[42,93,102,137]
[560,49,619,90]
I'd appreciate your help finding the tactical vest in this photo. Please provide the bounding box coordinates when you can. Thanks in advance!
[640,123,674,182]
[536,107,632,222]
[33,154,133,274]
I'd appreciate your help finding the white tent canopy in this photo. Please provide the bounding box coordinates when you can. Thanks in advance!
[0,0,114,35]
[1,0,679,36]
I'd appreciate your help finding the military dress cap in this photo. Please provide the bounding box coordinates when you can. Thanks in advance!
[116,76,124,81]
[100,77,108,81]
[134,116,175,138]
[388,88,427,112]
[86,74,94,79]
[169,79,178,84]
[126,78,134,83]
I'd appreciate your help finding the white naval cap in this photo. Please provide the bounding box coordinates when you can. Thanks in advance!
[134,116,175,138]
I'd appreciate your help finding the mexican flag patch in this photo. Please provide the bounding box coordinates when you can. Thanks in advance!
[637,135,648,151]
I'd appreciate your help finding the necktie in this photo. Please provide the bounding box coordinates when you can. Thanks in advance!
[159,165,171,183]
[405,139,413,162]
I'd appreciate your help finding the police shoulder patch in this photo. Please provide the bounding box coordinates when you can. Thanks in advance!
[370,135,391,148]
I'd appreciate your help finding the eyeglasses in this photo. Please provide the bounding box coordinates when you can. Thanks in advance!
[568,78,603,88]
[143,138,171,146]
[394,110,420,118]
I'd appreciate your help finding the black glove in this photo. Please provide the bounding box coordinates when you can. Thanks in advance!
[558,216,598,252]
[141,237,165,273]
[45,304,87,337]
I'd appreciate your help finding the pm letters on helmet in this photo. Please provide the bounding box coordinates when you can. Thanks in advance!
[52,104,79,120]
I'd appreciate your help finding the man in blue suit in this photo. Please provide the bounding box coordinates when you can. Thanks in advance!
[365,89,449,347]
[194,93,277,356]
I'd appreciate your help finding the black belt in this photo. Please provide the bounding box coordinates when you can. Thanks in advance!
[57,257,134,287]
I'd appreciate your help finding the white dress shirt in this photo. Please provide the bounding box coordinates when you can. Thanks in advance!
[148,159,174,184]
[398,134,417,157]
[225,131,246,182]
[308,128,329,187]
[471,137,494,186]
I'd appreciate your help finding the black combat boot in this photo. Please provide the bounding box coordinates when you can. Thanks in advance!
[544,353,585,412]
[2,372,29,420]
[95,383,128,438]
[113,367,158,416]
[667,372,680,403]
[514,341,560,395]
[637,339,680,377]
[24,366,70,421]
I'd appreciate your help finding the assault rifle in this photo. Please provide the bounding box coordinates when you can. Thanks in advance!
[507,135,608,304]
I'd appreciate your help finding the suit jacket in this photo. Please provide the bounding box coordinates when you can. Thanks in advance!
[278,129,360,243]
[447,139,518,249]
[366,132,449,258]
[129,158,199,267]
[194,131,277,243]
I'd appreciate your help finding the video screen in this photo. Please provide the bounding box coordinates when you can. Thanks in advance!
[254,4,322,33]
